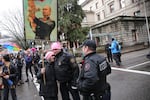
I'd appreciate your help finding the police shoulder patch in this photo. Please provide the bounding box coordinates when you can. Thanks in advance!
[84,63,91,71]
[99,60,107,71]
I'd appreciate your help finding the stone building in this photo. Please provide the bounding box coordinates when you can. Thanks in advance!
[81,0,150,46]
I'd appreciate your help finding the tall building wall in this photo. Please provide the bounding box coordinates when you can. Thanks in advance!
[82,0,150,22]
[81,0,150,46]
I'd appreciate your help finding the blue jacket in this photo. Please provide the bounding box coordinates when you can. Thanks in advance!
[110,40,120,54]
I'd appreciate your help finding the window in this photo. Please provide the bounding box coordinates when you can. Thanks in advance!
[96,2,98,9]
[120,0,125,8]
[109,3,114,13]
[83,16,87,22]
[134,10,140,16]
[97,13,101,21]
[90,6,92,11]
[102,10,105,18]
[132,29,137,41]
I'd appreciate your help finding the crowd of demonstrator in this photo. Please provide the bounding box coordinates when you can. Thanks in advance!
[0,40,111,100]
[0,48,41,100]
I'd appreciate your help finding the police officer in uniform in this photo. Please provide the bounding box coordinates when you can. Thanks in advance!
[77,39,111,100]
[51,42,80,100]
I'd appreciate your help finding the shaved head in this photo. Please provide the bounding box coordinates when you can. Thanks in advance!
[43,5,51,17]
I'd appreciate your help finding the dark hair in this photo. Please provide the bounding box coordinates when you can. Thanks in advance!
[112,38,115,41]
[3,54,10,62]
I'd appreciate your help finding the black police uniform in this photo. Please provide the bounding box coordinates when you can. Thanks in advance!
[54,50,80,100]
[77,52,111,100]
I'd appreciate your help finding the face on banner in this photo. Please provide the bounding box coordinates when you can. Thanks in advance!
[24,0,57,41]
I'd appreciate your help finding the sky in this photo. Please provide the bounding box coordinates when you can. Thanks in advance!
[0,0,23,36]
[0,0,23,17]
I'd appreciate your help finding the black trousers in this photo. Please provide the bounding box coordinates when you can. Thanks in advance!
[33,63,38,75]
[18,66,23,80]
[59,82,80,100]
[43,96,58,100]
[113,53,121,66]
[106,53,113,62]
[3,87,17,100]
[25,63,33,80]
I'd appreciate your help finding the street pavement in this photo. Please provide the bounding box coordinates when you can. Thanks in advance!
[3,48,150,100]
[108,48,150,100]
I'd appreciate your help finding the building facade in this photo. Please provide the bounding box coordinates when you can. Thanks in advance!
[81,0,150,46]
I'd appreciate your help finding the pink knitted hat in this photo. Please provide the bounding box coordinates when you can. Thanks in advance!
[51,42,62,50]
[44,51,54,60]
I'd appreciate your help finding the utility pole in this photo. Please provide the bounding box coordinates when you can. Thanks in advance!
[143,0,150,45]
[89,28,93,40]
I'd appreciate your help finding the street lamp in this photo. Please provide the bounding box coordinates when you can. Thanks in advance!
[143,0,150,45]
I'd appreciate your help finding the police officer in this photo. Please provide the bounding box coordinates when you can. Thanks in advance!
[77,39,111,100]
[51,42,80,100]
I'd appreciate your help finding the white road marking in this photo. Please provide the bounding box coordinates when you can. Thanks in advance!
[31,60,150,100]
[127,61,150,69]
[112,67,150,76]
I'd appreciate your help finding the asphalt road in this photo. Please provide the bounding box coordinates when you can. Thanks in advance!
[109,48,150,100]
[3,48,150,100]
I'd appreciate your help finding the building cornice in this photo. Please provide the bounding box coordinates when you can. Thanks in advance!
[91,16,150,29]
[81,0,93,7]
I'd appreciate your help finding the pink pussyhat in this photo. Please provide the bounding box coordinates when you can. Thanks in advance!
[44,51,54,60]
[51,42,62,50]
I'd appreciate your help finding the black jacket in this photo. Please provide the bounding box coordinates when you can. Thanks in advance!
[2,63,18,88]
[77,52,110,95]
[54,50,79,84]
[37,61,58,97]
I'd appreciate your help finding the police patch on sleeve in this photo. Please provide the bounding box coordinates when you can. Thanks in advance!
[99,61,107,71]
[84,63,90,71]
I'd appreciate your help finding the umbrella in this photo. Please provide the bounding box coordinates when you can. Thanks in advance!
[1,42,21,53]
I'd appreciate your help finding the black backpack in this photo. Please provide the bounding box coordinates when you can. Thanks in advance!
[17,59,23,67]
[116,43,119,51]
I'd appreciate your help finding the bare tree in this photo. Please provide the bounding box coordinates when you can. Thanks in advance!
[0,9,28,49]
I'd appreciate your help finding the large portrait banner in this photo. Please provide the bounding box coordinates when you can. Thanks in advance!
[24,0,57,41]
